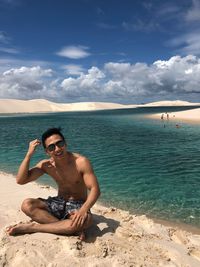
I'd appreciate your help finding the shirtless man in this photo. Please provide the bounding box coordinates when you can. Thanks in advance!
[7,127,100,240]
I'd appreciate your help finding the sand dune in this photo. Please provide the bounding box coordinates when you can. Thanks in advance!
[143,100,199,107]
[0,99,199,114]
[0,99,130,113]
[1,98,199,122]
[1,173,200,267]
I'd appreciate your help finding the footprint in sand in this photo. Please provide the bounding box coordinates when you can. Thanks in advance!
[169,230,188,245]
[188,248,200,261]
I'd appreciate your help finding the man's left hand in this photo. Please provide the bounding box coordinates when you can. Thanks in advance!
[70,209,88,228]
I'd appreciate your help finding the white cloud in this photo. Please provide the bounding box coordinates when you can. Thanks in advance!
[0,58,52,74]
[185,0,200,22]
[152,55,200,93]
[1,56,200,102]
[0,46,19,54]
[60,55,200,100]
[0,66,54,99]
[165,1,200,56]
[3,66,52,77]
[168,32,200,56]
[156,3,181,17]
[0,31,10,43]
[61,66,105,97]
[0,31,20,55]
[56,45,91,59]
[62,64,85,75]
[122,19,160,33]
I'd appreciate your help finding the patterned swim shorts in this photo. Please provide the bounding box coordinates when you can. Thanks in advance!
[40,196,85,220]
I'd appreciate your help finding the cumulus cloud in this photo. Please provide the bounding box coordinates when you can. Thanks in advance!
[152,55,200,93]
[60,55,200,100]
[62,64,85,75]
[0,55,200,102]
[61,67,105,97]
[0,66,54,99]
[56,45,91,59]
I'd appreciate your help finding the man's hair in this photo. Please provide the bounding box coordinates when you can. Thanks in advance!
[41,127,65,148]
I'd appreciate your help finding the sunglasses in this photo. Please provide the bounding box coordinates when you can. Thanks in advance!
[46,140,65,152]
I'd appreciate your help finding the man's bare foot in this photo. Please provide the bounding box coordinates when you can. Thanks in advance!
[6,222,36,236]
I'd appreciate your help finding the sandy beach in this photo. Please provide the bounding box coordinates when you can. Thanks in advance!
[149,108,200,123]
[1,172,200,267]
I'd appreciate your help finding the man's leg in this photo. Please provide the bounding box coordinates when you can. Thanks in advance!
[7,213,93,237]
[21,198,59,223]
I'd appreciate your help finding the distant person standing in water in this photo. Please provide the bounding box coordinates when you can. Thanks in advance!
[7,127,100,241]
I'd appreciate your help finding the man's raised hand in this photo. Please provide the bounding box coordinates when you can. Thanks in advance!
[27,139,41,157]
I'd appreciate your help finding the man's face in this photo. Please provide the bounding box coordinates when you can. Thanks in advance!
[45,134,67,159]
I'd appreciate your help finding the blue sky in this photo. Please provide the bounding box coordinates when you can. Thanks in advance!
[0,0,200,104]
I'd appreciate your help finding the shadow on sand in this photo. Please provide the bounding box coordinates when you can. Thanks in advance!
[85,213,120,243]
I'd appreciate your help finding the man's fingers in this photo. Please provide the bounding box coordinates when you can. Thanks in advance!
[29,139,41,151]
[71,215,85,228]
[72,216,81,226]
[33,139,41,146]
[30,139,41,145]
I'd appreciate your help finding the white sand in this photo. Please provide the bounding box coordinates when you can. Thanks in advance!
[0,99,199,114]
[143,100,199,107]
[149,108,200,123]
[1,172,200,267]
[0,99,132,113]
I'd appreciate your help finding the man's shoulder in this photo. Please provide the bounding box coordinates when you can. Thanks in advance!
[72,152,87,160]
[72,153,90,166]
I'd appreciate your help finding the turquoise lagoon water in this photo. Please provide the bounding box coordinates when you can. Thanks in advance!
[0,106,200,227]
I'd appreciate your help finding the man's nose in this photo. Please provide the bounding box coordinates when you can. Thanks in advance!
[55,144,61,151]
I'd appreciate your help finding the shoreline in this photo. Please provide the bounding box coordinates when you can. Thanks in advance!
[1,172,200,266]
[98,199,200,235]
[1,170,200,235]
[148,107,200,123]
[0,105,200,116]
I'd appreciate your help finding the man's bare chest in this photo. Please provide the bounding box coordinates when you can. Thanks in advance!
[45,164,83,186]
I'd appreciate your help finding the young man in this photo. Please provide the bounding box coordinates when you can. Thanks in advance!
[7,127,100,240]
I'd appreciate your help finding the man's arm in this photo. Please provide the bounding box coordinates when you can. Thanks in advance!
[71,157,100,227]
[16,139,44,185]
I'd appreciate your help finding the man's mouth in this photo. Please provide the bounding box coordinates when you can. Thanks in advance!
[55,151,63,156]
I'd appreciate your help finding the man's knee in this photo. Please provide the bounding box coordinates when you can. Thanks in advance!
[70,213,93,233]
[21,198,42,215]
